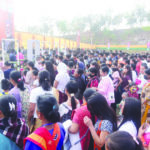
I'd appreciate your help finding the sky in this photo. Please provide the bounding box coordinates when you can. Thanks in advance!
[14,0,150,28]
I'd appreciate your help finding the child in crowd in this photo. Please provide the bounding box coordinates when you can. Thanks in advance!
[32,70,39,89]
[0,79,11,95]
[116,92,128,119]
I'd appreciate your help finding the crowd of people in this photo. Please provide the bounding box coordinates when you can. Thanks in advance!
[0,49,150,150]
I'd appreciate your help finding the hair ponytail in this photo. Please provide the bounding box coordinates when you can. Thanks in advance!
[17,80,25,91]
[37,94,60,123]
[65,80,78,110]
[10,71,25,91]
[39,70,51,91]
[71,94,76,110]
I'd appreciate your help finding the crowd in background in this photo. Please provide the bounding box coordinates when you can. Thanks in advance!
[0,49,150,150]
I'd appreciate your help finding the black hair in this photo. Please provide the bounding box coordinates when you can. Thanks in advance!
[66,54,71,59]
[23,70,28,76]
[89,67,98,75]
[65,80,78,110]
[131,64,136,70]
[77,68,84,76]
[141,63,148,70]
[39,70,51,91]
[45,61,55,86]
[1,79,11,91]
[83,88,96,102]
[101,66,109,74]
[145,68,150,75]
[5,61,11,67]
[59,55,63,61]
[106,131,144,150]
[37,94,60,123]
[100,63,107,68]
[10,70,25,91]
[0,95,17,121]
[68,61,74,68]
[125,65,132,81]
[119,97,141,132]
[27,61,34,69]
[87,92,117,131]
[112,67,119,72]
[32,70,39,76]
[120,63,124,68]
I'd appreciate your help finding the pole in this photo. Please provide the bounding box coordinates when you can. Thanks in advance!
[1,40,5,64]
[16,40,19,68]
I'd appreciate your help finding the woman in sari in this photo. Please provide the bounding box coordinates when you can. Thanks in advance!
[24,94,65,150]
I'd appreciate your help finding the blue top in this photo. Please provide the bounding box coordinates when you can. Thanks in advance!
[25,123,65,150]
[4,68,14,79]
[0,133,21,150]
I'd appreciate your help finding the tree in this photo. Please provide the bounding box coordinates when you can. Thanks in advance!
[135,5,147,25]
[56,20,69,35]
[111,14,123,26]
[125,13,137,27]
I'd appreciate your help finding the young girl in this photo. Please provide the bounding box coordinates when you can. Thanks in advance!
[67,88,96,150]
[45,61,56,86]
[98,66,115,106]
[24,94,65,150]
[28,70,53,131]
[9,70,25,118]
[74,68,86,103]
[87,67,99,88]
[84,93,117,150]
[25,61,35,87]
[54,62,70,104]
[118,97,141,137]
[0,79,11,95]
[105,131,144,150]
[32,70,39,89]
[121,65,132,92]
[0,95,29,149]
[59,80,80,123]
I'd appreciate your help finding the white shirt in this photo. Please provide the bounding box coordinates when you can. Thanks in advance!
[0,70,4,92]
[55,72,70,93]
[137,74,147,94]
[33,79,39,87]
[132,70,137,83]
[119,121,137,137]
[30,86,53,118]
[59,102,80,117]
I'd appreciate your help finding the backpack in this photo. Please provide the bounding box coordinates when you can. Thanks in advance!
[61,104,72,123]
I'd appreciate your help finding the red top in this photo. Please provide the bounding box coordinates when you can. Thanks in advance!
[72,106,91,150]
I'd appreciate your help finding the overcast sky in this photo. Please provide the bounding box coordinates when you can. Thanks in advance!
[14,0,150,27]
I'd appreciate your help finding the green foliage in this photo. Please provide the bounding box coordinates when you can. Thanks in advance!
[23,5,150,44]
[142,26,150,31]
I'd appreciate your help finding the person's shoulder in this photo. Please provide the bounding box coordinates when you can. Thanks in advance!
[73,106,90,116]
[30,87,43,94]
[57,123,65,134]
[101,120,113,127]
